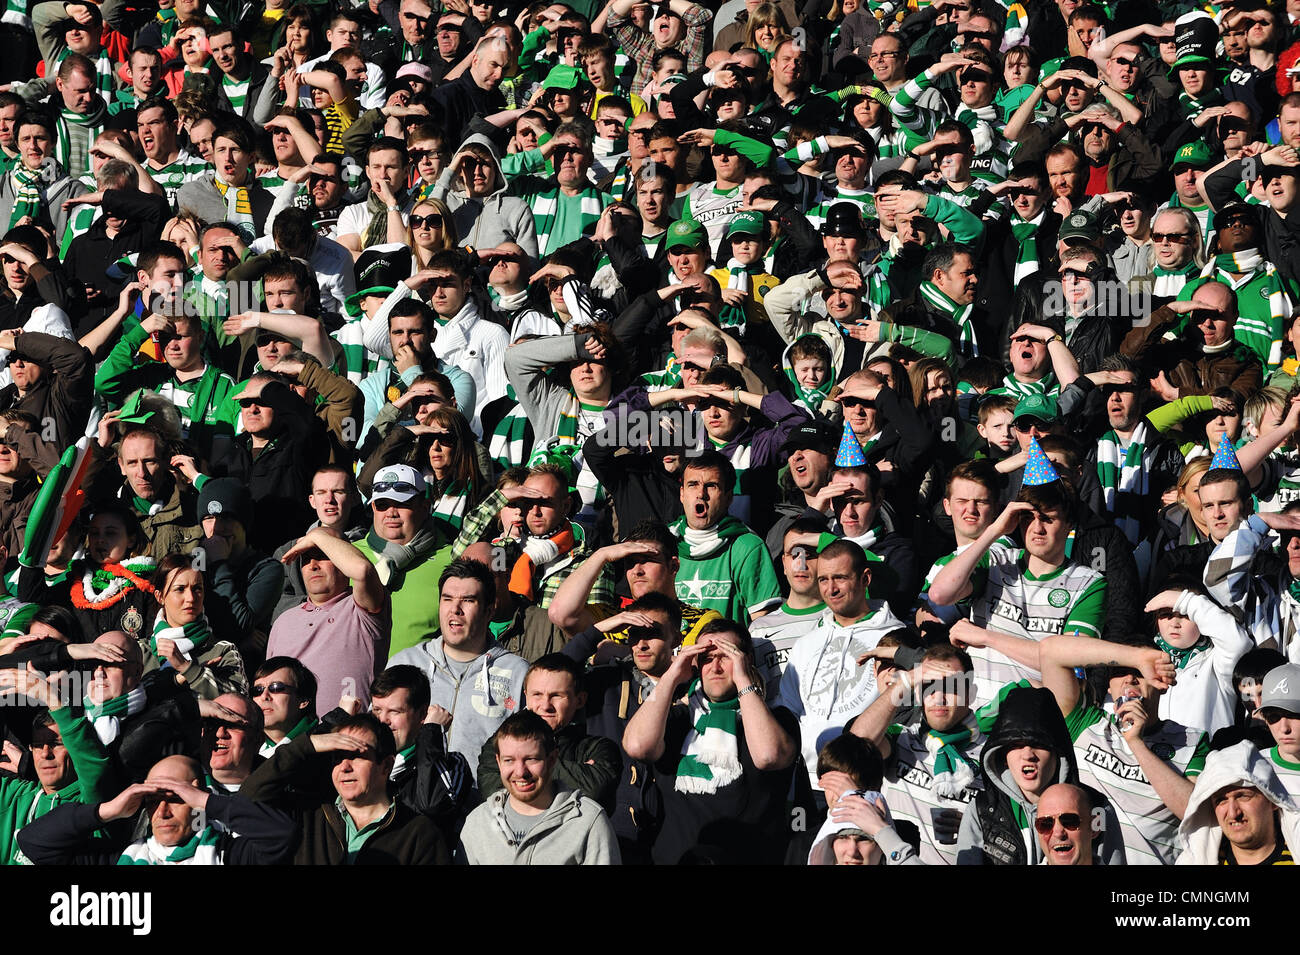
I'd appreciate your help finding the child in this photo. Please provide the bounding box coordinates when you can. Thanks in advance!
[591,95,631,181]
[708,210,780,336]
[976,394,1018,460]
[807,730,921,865]
[783,333,838,417]
[956,354,1004,423]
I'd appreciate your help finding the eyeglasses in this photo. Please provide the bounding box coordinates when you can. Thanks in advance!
[461,156,489,170]
[628,128,653,141]
[1034,812,1082,835]
[237,397,266,408]
[427,431,457,447]
[1151,232,1190,244]
[409,213,443,229]
[372,480,421,496]
[1008,187,1037,199]
[252,681,296,698]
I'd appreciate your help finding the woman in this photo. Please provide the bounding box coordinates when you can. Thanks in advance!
[67,505,158,646]
[745,4,791,62]
[146,553,248,700]
[1149,457,1213,580]
[392,198,458,269]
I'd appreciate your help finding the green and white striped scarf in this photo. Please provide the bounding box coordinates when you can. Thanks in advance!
[84,685,149,745]
[1,0,28,28]
[259,714,316,758]
[431,480,471,534]
[151,610,213,662]
[924,713,980,798]
[674,679,742,794]
[8,165,42,229]
[222,73,250,113]
[55,103,106,180]
[992,372,1057,400]
[1203,249,1289,369]
[118,827,222,865]
[532,187,605,257]
[1151,260,1198,299]
[332,317,379,384]
[919,280,977,357]
[719,259,759,335]
[1096,419,1151,545]
[1155,632,1211,670]
[1010,210,1044,287]
[60,202,99,257]
[389,742,417,780]
[489,400,531,471]
[56,48,115,103]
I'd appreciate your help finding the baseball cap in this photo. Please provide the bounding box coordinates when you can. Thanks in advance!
[1170,139,1214,171]
[370,464,427,504]
[666,219,707,252]
[395,63,434,83]
[726,210,765,238]
[1260,663,1300,714]
[199,478,253,527]
[1013,392,1060,423]
[782,420,839,456]
[1057,210,1100,245]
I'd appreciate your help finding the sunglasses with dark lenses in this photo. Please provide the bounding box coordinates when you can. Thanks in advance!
[252,681,296,698]
[1218,118,1249,136]
[679,360,710,374]
[1079,122,1106,136]
[1013,417,1045,433]
[372,480,420,496]
[1034,812,1083,835]
[1219,215,1254,231]
[710,145,738,158]
[1060,80,1088,94]
[1112,56,1139,68]
[1260,708,1298,725]
[1010,335,1044,346]
[1151,231,1190,244]
[1191,308,1225,323]
[427,431,457,447]
[237,397,265,408]
[1008,187,1037,199]
[840,396,875,409]
[553,145,584,160]
[409,213,443,229]
[1060,267,1094,282]
[960,69,993,85]
[959,29,995,40]
[309,173,341,185]
[627,624,664,642]
[1100,384,1137,397]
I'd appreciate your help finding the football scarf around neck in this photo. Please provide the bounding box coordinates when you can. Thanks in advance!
[719,258,758,335]
[995,372,1056,400]
[71,557,157,610]
[363,187,406,249]
[1010,211,1044,286]
[1151,259,1198,298]
[56,103,107,176]
[674,678,742,794]
[1211,248,1263,274]
[260,714,316,758]
[1155,633,1212,670]
[1095,419,1150,546]
[8,164,42,229]
[213,172,254,236]
[925,712,980,797]
[919,280,977,357]
[118,826,222,865]
[671,515,748,559]
[84,685,149,745]
[506,523,578,601]
[151,610,214,662]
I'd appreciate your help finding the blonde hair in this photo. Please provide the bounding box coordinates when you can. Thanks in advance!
[408,197,458,267]
[745,3,790,48]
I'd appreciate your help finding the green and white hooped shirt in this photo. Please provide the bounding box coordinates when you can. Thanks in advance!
[883,722,985,866]
[1269,747,1300,802]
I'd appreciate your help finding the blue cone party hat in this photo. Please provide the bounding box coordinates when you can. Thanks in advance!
[1209,433,1243,471]
[1022,436,1060,486]
[834,421,867,467]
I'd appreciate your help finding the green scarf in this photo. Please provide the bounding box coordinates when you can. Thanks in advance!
[670,515,750,560]
[8,164,41,229]
[1156,634,1212,669]
[117,826,222,865]
[918,280,976,358]
[1151,259,1198,298]
[1010,211,1043,287]
[924,713,979,797]
[993,372,1057,400]
[719,259,762,334]
[56,102,107,178]
[390,742,417,780]
[151,611,213,662]
[674,678,742,794]
[1096,419,1151,546]
[784,335,834,413]
[260,714,316,758]
[83,685,149,745]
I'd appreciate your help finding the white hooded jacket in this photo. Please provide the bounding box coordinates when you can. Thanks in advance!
[1176,740,1300,865]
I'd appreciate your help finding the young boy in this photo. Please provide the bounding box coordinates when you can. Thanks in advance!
[783,334,836,416]
[591,95,632,182]
[708,211,780,335]
[976,394,1018,460]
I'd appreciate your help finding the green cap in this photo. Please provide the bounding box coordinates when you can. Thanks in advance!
[726,210,765,238]
[666,218,707,251]
[1171,139,1214,170]
[1013,392,1060,423]
[542,63,588,91]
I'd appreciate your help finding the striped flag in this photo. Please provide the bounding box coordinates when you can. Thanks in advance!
[19,437,92,569]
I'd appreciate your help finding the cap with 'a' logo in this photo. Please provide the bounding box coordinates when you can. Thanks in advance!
[1260,663,1300,714]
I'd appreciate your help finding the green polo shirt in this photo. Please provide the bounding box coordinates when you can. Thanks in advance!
[338,798,396,863]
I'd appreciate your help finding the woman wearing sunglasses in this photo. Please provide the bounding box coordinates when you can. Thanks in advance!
[404,198,458,269]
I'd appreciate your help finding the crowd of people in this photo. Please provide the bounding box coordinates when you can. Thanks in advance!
[0,0,1298,868]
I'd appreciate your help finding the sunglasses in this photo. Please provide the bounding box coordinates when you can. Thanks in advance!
[427,431,457,447]
[1060,267,1094,281]
[840,396,874,409]
[1013,417,1047,432]
[461,156,490,170]
[1034,812,1083,835]
[553,145,584,160]
[1111,55,1138,68]
[252,681,296,697]
[1059,80,1088,94]
[959,29,995,40]
[1151,232,1190,244]
[1100,384,1137,397]
[1260,708,1297,725]
[1219,215,1254,230]
[960,69,993,85]
[409,213,443,229]
[710,145,738,158]
[408,148,432,160]
[237,396,266,408]
[309,173,341,185]
[1191,308,1225,323]
[372,480,421,496]
[1010,334,1044,346]
[1008,187,1037,199]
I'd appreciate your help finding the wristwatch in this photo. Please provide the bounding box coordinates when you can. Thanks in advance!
[737,684,765,700]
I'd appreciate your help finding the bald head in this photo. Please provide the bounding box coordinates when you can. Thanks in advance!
[149,754,201,784]
[1037,783,1094,866]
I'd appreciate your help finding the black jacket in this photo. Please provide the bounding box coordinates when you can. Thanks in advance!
[1205,157,1300,290]
[109,670,203,785]
[584,395,685,532]
[15,794,295,865]
[0,331,93,449]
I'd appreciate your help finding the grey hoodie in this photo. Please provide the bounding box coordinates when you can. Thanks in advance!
[387,637,529,783]
[458,787,621,864]
[433,133,540,259]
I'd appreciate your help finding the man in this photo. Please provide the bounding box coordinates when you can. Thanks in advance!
[507,122,611,257]
[93,242,240,460]
[1130,207,1202,307]
[1176,740,1299,865]
[272,465,366,619]
[0,662,112,864]
[268,526,391,714]
[679,125,772,252]
[202,26,271,120]
[776,539,904,792]
[16,754,295,865]
[459,710,620,864]
[0,328,91,450]
[624,618,798,864]
[242,713,450,864]
[850,643,985,865]
[427,34,507,144]
[201,692,262,794]
[752,520,832,686]
[764,421,837,561]
[110,45,166,115]
[254,657,318,759]
[47,54,107,180]
[823,460,921,618]
[606,0,712,95]
[1036,783,1100,866]
[337,136,412,255]
[672,450,781,623]
[920,460,1011,625]
[475,654,621,808]
[0,113,84,238]
[929,480,1106,706]
[1121,279,1264,404]
[388,558,529,780]
[355,464,455,656]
